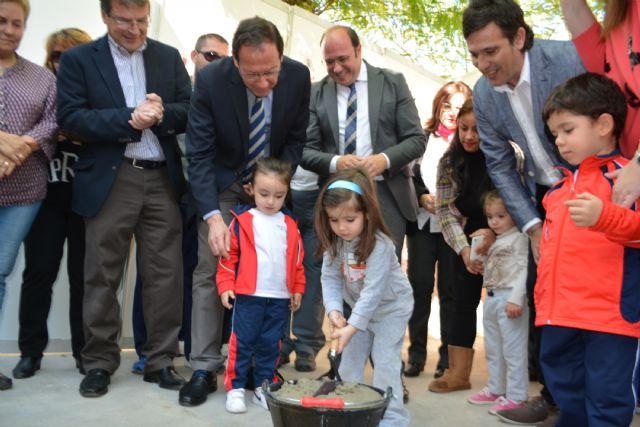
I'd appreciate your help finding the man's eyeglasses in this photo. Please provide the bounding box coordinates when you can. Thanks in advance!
[198,50,223,63]
[239,68,281,82]
[323,54,352,68]
[50,50,63,63]
[108,14,150,28]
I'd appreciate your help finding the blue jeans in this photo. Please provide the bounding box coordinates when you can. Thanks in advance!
[0,202,42,310]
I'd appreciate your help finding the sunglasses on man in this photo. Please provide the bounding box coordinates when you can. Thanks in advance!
[198,50,223,63]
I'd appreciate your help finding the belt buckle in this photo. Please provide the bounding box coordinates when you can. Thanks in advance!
[131,158,144,170]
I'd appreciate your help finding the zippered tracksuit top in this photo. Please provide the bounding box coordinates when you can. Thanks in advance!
[216,205,305,391]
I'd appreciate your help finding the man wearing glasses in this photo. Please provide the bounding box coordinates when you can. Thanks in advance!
[56,0,191,397]
[183,16,310,408]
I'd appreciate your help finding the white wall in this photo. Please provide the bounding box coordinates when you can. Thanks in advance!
[1,0,444,347]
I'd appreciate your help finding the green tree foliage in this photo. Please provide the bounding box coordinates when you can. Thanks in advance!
[283,0,604,79]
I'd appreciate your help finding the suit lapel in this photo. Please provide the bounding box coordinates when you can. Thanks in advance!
[324,79,339,152]
[528,44,551,142]
[93,36,127,107]
[143,40,158,93]
[230,65,250,149]
[271,62,287,145]
[367,62,383,147]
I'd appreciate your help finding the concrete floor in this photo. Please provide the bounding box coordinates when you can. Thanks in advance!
[1,309,639,427]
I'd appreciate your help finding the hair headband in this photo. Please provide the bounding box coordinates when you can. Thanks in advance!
[327,180,363,195]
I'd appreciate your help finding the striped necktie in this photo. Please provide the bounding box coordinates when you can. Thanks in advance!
[344,83,357,155]
[243,97,267,181]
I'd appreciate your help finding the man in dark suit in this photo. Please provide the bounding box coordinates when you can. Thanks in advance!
[182,16,310,407]
[56,0,191,398]
[301,25,426,258]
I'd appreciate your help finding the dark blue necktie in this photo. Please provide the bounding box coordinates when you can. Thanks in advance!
[243,98,267,181]
[344,83,357,155]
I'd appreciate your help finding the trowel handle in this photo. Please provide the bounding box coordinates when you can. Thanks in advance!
[329,338,338,356]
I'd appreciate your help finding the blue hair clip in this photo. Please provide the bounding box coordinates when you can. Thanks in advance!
[327,180,363,195]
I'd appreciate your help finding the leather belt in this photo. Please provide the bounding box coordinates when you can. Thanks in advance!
[124,157,166,170]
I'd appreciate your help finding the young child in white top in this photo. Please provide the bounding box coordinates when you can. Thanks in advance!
[216,157,305,414]
[467,190,529,414]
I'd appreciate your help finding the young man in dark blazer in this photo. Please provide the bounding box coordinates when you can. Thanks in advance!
[56,0,191,398]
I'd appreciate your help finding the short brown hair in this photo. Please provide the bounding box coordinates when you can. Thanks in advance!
[100,0,149,15]
[314,167,390,263]
[251,157,292,187]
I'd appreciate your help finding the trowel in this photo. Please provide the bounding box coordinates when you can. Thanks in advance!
[313,338,342,396]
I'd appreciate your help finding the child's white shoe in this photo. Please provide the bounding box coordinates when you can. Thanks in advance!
[252,387,269,410]
[225,388,247,413]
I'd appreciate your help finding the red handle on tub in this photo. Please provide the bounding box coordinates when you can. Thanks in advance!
[300,397,345,409]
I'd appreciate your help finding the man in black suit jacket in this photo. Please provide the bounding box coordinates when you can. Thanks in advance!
[56,0,191,398]
[182,16,310,407]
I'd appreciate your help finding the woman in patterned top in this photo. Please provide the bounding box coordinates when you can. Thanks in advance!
[0,0,57,391]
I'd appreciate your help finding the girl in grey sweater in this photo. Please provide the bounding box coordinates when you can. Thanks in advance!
[315,168,413,427]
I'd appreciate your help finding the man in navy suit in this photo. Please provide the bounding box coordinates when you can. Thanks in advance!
[462,0,585,424]
[56,0,191,398]
[182,16,310,407]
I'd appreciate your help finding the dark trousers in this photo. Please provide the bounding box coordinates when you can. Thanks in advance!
[406,224,454,369]
[133,202,197,360]
[19,202,85,359]
[224,295,289,391]
[82,163,183,374]
[540,326,637,427]
[529,184,555,404]
[448,253,483,348]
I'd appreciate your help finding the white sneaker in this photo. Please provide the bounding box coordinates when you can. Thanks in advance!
[225,388,247,414]
[252,388,269,410]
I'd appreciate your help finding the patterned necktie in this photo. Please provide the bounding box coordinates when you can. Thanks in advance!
[244,98,267,181]
[344,83,357,155]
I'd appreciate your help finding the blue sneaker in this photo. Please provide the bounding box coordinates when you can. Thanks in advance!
[131,356,146,375]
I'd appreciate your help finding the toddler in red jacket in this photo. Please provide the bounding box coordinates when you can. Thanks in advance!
[537,72,640,427]
[216,157,305,414]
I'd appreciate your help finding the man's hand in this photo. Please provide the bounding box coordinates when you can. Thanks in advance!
[607,159,640,208]
[290,293,302,312]
[336,154,362,171]
[221,290,235,309]
[129,93,164,130]
[505,302,523,318]
[206,214,230,258]
[565,192,603,227]
[527,223,542,264]
[357,154,387,177]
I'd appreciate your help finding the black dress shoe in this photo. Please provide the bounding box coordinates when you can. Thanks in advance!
[12,356,41,379]
[143,366,185,390]
[403,363,424,377]
[0,372,12,390]
[179,370,217,407]
[79,368,110,397]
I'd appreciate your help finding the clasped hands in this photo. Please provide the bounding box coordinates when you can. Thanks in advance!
[336,153,387,177]
[0,132,38,179]
[129,93,164,130]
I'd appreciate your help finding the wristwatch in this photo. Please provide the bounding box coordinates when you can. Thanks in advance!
[636,148,640,164]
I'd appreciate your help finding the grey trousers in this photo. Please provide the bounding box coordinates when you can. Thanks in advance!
[189,181,251,372]
[339,311,412,427]
[82,162,183,374]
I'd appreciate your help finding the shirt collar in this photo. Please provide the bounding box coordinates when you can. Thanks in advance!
[494,51,530,94]
[107,34,147,56]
